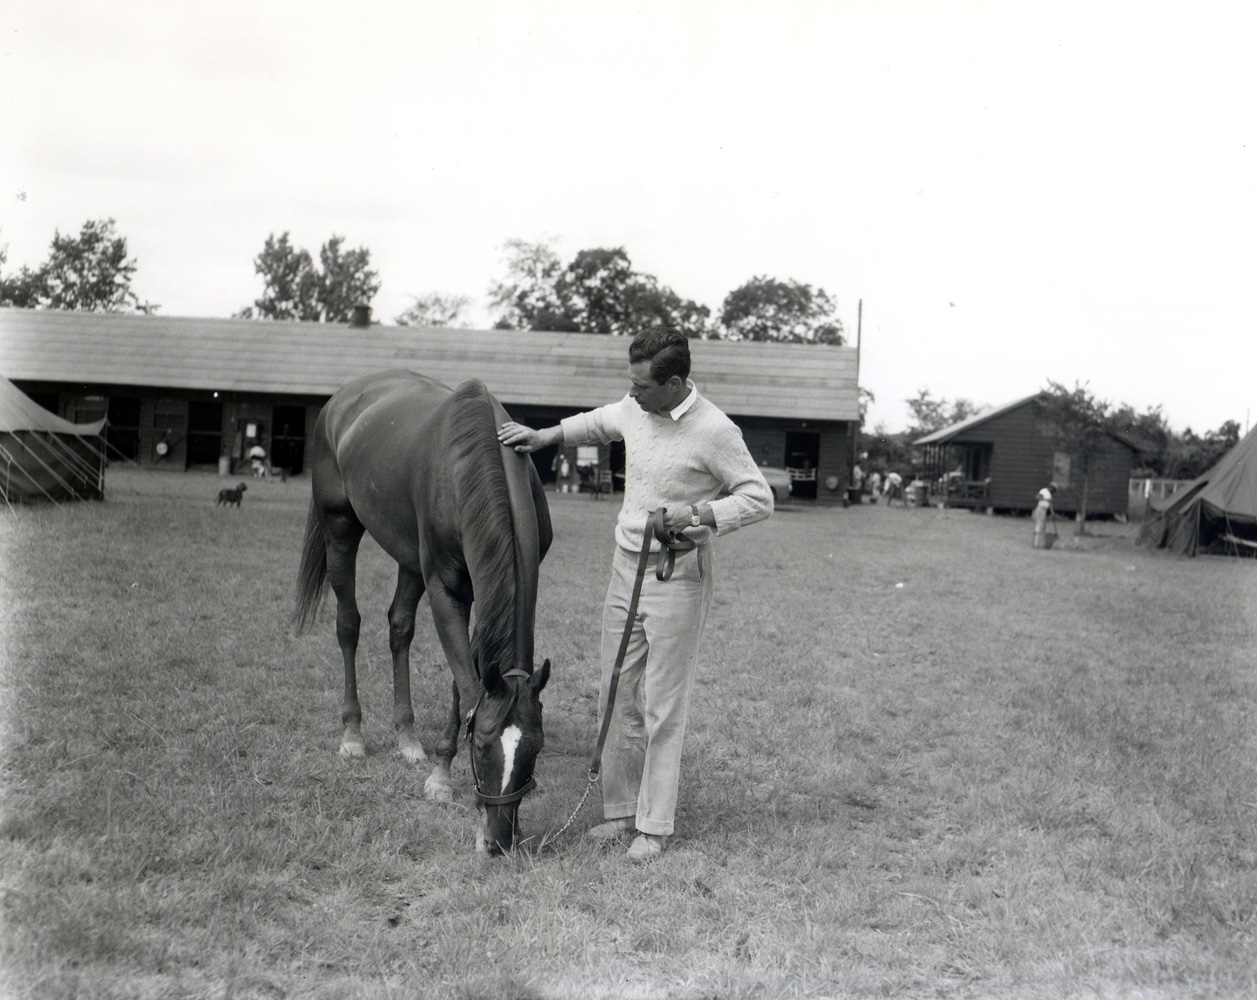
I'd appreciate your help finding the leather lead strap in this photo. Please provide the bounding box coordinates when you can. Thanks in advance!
[588,508,696,780]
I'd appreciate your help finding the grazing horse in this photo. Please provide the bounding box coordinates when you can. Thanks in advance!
[293,370,553,854]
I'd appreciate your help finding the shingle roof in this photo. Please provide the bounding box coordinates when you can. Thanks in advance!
[912,396,1038,445]
[0,310,860,422]
[913,393,1143,453]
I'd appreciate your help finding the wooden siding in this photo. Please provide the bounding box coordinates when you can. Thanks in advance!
[946,399,1134,514]
[0,310,859,422]
[816,424,851,499]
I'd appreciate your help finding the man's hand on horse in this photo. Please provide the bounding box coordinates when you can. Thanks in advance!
[497,421,540,452]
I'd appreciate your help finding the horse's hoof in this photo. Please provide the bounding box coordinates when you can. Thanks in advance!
[423,776,453,802]
[398,732,428,764]
[339,740,366,759]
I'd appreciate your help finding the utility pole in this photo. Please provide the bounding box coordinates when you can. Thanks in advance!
[851,299,863,485]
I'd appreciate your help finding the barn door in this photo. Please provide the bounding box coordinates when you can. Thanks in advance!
[785,430,820,500]
[271,404,306,475]
[187,400,224,468]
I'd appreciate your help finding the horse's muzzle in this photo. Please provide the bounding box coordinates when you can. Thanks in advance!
[480,802,523,856]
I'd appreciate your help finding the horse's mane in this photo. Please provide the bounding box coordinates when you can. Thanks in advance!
[447,380,517,679]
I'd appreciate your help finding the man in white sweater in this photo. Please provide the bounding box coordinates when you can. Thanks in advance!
[497,328,773,861]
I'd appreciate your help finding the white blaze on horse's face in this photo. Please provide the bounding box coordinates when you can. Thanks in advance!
[499,725,523,795]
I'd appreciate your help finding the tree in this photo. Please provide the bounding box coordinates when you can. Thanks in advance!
[1111,403,1172,476]
[553,247,712,338]
[616,272,711,339]
[487,238,571,331]
[904,389,983,439]
[316,236,382,323]
[0,218,156,313]
[1037,380,1112,533]
[556,247,635,333]
[394,292,473,328]
[719,277,844,344]
[240,232,379,322]
[1163,420,1242,479]
[862,423,915,477]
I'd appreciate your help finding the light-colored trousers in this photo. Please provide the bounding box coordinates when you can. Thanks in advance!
[597,542,714,837]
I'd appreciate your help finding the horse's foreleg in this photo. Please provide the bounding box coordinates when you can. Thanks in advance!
[388,567,427,764]
[326,519,366,758]
[422,584,475,802]
[424,679,461,803]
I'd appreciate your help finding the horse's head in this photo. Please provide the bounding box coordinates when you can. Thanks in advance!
[467,657,550,855]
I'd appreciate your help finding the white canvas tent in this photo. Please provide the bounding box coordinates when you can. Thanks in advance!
[0,374,107,505]
[1138,426,1257,557]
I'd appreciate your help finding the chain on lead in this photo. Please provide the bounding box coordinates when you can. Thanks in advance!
[537,775,602,850]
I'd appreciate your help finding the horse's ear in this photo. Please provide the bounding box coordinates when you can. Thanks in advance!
[530,658,551,695]
[480,656,503,694]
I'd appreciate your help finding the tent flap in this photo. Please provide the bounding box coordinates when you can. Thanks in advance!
[0,375,106,504]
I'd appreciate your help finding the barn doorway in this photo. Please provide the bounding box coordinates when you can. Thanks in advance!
[106,396,141,462]
[271,404,307,475]
[187,400,224,468]
[784,430,820,500]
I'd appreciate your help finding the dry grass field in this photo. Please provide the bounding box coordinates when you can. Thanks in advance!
[1,468,1255,1000]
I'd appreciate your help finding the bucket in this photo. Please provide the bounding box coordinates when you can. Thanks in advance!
[218,456,231,476]
[1033,529,1058,550]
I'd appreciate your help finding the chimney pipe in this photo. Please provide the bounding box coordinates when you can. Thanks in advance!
[349,304,371,328]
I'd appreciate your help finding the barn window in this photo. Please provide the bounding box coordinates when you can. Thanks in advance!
[1053,451,1071,487]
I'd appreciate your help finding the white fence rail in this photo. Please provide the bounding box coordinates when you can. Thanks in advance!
[1128,478,1193,518]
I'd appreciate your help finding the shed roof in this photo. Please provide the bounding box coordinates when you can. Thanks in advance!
[913,392,1142,453]
[0,310,860,422]
[912,396,1038,445]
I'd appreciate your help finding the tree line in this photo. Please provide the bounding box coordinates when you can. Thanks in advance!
[2,219,1243,472]
[1,221,844,344]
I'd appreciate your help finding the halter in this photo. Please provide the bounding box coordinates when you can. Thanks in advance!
[465,667,537,807]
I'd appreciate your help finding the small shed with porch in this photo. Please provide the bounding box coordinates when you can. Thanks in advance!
[913,393,1138,516]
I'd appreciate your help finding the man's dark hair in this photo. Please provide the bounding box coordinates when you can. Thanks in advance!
[628,327,690,384]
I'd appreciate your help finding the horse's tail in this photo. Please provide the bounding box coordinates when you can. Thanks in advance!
[292,500,328,633]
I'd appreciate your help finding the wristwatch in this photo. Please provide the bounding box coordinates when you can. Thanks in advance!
[689,505,702,528]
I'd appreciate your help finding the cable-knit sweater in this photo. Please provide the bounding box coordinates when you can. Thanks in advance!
[560,386,774,554]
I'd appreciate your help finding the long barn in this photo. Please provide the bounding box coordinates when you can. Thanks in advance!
[0,309,861,503]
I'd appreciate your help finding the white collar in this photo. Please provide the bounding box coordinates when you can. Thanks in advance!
[668,380,698,421]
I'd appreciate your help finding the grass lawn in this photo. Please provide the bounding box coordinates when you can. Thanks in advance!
[1,468,1254,999]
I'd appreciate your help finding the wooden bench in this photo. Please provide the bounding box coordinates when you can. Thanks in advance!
[1221,533,1257,557]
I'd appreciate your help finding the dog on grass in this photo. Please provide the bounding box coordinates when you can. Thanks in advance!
[216,483,248,507]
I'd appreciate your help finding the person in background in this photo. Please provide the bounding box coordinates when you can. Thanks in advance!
[247,442,269,478]
[497,327,773,862]
[1033,481,1058,540]
[883,470,904,505]
[553,450,574,493]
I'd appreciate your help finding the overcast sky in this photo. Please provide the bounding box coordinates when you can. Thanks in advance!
[3,1,1255,435]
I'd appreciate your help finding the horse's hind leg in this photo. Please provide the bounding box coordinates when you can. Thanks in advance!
[324,508,367,757]
[388,566,427,763]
